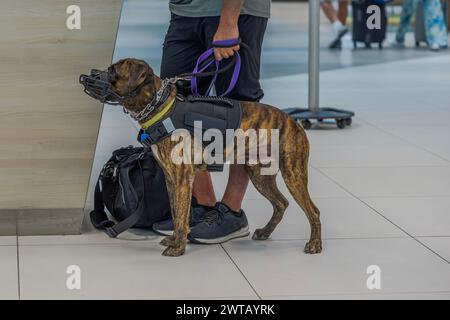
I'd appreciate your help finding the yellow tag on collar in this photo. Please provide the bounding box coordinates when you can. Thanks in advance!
[140,96,175,130]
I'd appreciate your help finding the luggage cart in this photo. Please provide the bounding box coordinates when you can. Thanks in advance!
[283,0,354,129]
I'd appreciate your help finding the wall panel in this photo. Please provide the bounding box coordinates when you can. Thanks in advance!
[0,0,122,234]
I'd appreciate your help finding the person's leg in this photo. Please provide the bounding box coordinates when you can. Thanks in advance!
[221,165,250,212]
[160,15,204,79]
[321,0,339,23]
[154,14,217,235]
[423,0,448,49]
[321,0,348,49]
[191,171,217,206]
[211,15,268,211]
[205,15,267,102]
[187,15,268,244]
[160,14,218,207]
[337,0,349,26]
[396,0,417,43]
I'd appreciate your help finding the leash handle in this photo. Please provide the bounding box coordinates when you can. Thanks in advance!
[190,38,242,97]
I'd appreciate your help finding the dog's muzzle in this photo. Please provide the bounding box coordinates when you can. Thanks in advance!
[79,69,125,105]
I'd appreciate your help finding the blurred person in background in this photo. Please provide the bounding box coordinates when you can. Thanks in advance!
[321,0,350,49]
[393,0,448,51]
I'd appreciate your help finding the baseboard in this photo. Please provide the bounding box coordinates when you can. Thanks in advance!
[0,208,84,236]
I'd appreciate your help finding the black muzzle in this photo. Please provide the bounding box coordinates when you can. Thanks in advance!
[79,69,125,105]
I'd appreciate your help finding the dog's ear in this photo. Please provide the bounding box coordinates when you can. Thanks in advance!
[129,61,151,88]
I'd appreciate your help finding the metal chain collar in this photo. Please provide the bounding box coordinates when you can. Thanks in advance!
[128,77,187,122]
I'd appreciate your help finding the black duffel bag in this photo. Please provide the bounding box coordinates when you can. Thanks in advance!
[90,146,171,238]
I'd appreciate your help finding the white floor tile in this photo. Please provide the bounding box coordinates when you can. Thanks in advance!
[245,197,404,240]
[223,238,450,297]
[357,106,450,127]
[363,197,450,237]
[19,230,160,246]
[100,104,136,128]
[310,144,447,168]
[377,125,450,162]
[19,242,257,299]
[321,166,450,197]
[95,126,141,156]
[305,121,407,147]
[0,246,18,299]
[418,237,450,262]
[264,291,450,300]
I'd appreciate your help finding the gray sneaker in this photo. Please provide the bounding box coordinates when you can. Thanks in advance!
[188,202,250,244]
[152,198,213,236]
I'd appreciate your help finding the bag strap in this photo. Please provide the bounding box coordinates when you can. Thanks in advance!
[89,162,146,238]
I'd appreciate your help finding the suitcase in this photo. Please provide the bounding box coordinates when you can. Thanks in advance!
[415,0,448,47]
[352,0,388,49]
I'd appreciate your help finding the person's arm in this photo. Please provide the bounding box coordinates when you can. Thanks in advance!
[213,0,245,61]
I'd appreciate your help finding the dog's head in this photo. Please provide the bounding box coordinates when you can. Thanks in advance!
[80,58,160,113]
[108,58,155,100]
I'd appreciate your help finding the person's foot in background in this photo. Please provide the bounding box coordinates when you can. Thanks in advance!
[429,42,440,51]
[390,41,405,49]
[389,37,405,49]
[321,0,349,50]
[329,21,348,49]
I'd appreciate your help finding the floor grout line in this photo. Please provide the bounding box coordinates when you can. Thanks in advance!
[16,238,20,300]
[359,118,450,164]
[314,165,450,169]
[15,218,21,300]
[220,244,262,300]
[313,165,450,265]
[359,195,450,199]
[15,235,415,247]
[415,235,450,238]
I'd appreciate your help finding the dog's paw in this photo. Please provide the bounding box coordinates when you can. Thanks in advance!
[160,235,176,247]
[252,228,270,240]
[304,239,322,254]
[162,246,185,257]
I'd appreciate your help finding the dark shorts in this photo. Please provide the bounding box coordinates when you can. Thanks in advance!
[160,14,268,102]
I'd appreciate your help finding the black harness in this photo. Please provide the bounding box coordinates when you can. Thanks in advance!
[138,95,242,172]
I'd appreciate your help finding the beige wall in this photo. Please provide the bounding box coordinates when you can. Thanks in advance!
[0,1,122,234]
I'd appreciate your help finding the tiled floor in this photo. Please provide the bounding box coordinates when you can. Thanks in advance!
[2,0,450,299]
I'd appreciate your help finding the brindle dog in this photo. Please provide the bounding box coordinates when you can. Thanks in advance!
[105,58,322,257]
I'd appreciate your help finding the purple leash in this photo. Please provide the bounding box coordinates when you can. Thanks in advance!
[185,38,243,97]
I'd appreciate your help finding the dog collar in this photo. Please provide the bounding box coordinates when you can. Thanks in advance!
[140,95,175,130]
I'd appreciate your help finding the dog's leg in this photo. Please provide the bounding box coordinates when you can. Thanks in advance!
[283,172,322,254]
[160,180,176,247]
[280,124,322,254]
[151,140,194,256]
[161,165,195,257]
[245,166,289,240]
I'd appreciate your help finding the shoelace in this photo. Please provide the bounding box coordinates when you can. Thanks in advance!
[204,209,224,226]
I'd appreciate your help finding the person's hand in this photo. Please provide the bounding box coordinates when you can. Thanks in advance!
[212,22,240,61]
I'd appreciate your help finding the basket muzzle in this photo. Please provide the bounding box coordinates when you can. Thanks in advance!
[79,69,125,105]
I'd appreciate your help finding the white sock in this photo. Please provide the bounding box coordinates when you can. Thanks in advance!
[332,21,343,32]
